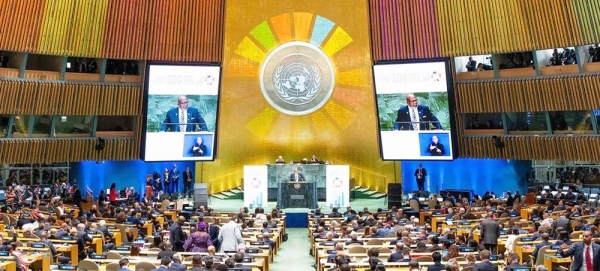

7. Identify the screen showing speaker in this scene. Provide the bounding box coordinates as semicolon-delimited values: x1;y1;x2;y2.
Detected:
142;63;221;161
373;59;455;160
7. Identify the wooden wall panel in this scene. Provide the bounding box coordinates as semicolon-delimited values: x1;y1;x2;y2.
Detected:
38;0;76;56
574;0;600;45
0;0;45;52
459;136;600;162
0;80;141;116
67;0;109;57
435;0;583;56
455;74;600;113
369;0;441;61
144;0;224;61
0;0;596;61
101;0;149;60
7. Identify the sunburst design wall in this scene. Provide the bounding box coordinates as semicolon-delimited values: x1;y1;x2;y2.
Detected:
232;12;365;144
203;0;397;194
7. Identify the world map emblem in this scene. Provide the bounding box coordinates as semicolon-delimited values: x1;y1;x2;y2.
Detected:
260;41;335;115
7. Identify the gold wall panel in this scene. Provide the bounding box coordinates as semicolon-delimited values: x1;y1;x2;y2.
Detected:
210;0;396;193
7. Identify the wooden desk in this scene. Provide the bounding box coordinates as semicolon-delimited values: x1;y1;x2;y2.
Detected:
515;245;534;264
92;237;103;255
0;260;16;271
25;252;51;271
111;232;122;247
56;244;78;264
544;255;571;271
142;223;153;237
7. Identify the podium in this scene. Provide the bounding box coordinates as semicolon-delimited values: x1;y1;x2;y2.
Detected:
277;181;317;209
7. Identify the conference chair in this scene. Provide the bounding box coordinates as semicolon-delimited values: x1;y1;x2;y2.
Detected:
106;262;121;271
78;259;100;271
415;255;433;263
409;199;420;212
348;246;367;254
135;262;156;271
160;200;170;211
529;245;551;268
106;251;122;259
366;239;383;246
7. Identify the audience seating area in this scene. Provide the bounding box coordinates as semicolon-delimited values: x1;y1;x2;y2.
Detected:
306;195;599;271
0;199;287;271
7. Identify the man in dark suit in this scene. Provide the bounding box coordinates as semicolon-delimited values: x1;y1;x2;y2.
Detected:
427;236;443;252
414;164;427;191
183;166;193;196
427;251;445;271
387;243;404;262
188;255;207;271
171;164;180;195
559;231;600;271
480;213;501;254
289;168;305;182
532;233;552;262
160;96;207;132
474;250;498;271
150;256;171;271
72;185;83;206
504;252;528;271
169;216;186;252
394;93;442;131
233;253;252;271
117;258;131;271
427;136;445;156
466;56;477;71
157;242;176;260
553;213;572;239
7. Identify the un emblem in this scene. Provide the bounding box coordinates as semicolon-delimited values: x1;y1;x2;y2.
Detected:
260;42;335;115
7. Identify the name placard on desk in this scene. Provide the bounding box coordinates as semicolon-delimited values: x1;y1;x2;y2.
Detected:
290;195;304;200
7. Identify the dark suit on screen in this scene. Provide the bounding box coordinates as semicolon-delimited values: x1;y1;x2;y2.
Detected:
394;105;442;131
161;107;207;132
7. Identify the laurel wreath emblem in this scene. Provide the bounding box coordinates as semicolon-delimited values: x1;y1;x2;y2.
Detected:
274;64;322;104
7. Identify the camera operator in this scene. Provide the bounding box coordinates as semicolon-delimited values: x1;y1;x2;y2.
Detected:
562;48;576;65
589;44;600;63
550;48;562;66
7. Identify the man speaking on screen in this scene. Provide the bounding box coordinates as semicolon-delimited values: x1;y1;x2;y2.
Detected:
394;93;442;131
161;96;208;132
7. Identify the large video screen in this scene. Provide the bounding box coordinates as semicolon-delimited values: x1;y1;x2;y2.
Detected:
373;60;455;160
142;64;220;161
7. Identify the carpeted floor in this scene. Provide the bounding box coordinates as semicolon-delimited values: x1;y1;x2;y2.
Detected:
269;228;314;271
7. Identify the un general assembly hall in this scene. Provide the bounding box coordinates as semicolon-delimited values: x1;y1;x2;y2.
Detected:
0;0;600;270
